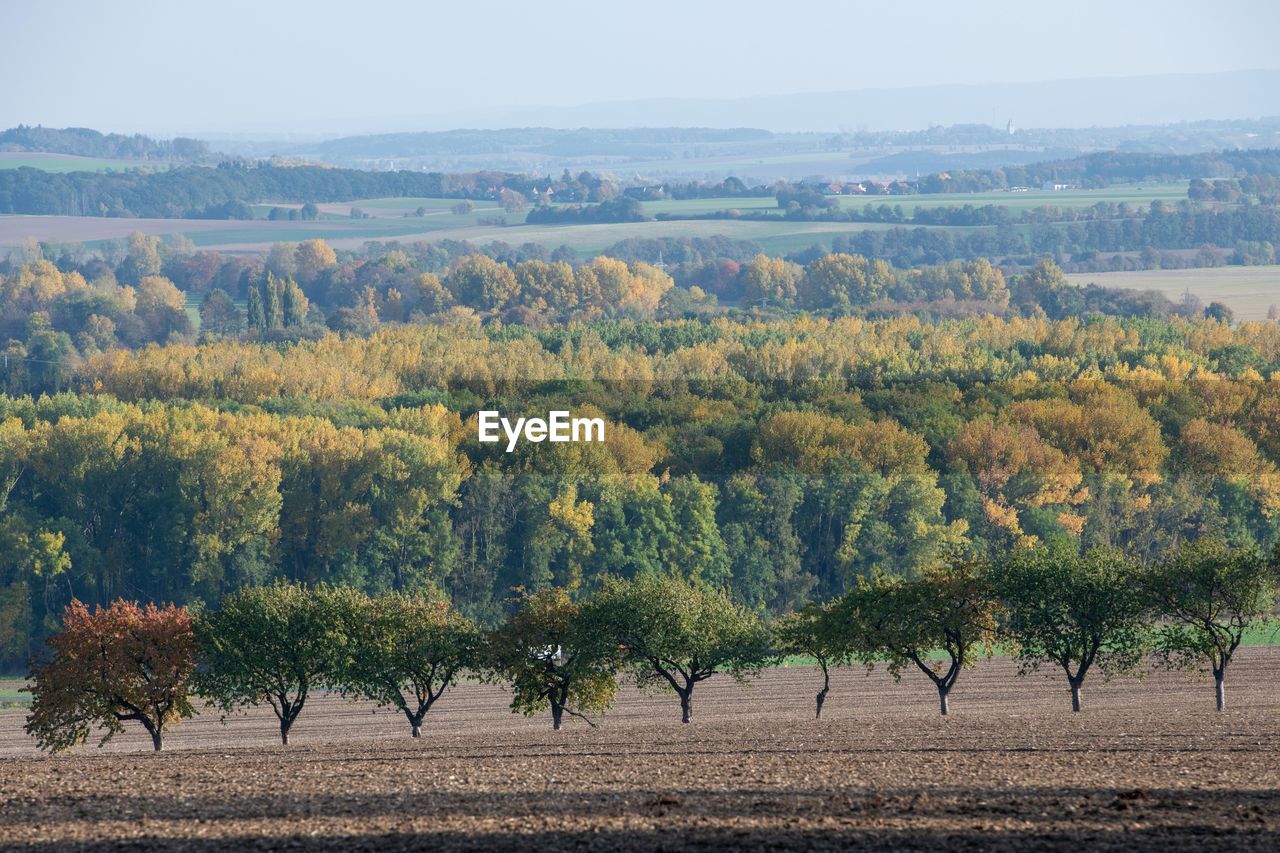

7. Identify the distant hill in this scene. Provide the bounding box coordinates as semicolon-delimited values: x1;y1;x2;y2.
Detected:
0;125;209;161
484;70;1280;132
311;127;775;159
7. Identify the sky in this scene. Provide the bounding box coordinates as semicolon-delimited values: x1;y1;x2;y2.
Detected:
2;0;1278;136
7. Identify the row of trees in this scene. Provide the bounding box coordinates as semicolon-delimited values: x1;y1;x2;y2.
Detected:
794;540;1277;717
815;202;1280;273
25;538;1277;753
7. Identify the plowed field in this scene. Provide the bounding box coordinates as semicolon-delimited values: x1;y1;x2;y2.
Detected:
2;649;1279;850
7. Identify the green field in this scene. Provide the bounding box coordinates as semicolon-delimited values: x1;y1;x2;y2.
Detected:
163;214;936;256
566;182;1189;219
0;152;168;173
0;678;30;707
259;183;1185;254
838;182;1189;215
0;181;1200;258
1066;265;1280;321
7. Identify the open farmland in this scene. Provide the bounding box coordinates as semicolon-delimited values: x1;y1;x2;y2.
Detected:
0;181;1200;258
0;211;958;257
0;213;508;252
2;649;1279;851
834;182;1189;215
1066;265;1280;321
0;151;171;173
637;182;1190;218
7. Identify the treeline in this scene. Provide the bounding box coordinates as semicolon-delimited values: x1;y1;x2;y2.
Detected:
24;538;1279;751
2;314;1280;668
811;202;1280;271
629;150;1280;201
0;125;209;162
8;227;1275;402
0;163;632;218
913;149;1280;193
525;197;646;224
2;236;1200;380
1190;175;1280;205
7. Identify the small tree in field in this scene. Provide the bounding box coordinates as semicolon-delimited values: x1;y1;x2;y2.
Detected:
845;559;999;716
339;591;481;737
196;581;360;745
993;545;1149;712
588;574;771;724
1147;539;1277;711
26;600;195;752
773;603;847;718
486;588;618;730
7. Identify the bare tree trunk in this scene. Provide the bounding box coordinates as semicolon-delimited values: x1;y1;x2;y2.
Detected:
680;689;692;724
280;719;291;746
551;702;564;730
1215;671;1226;712
815;688;827;719
150;728;163;752
1070;681;1082;713
938;685;950;716
412;724;422;738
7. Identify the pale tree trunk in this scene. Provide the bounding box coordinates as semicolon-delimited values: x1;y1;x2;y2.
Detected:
405;708;425;738
1215;668;1226;712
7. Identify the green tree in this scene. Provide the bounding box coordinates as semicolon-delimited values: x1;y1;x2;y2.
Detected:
443;255;519;312
338;591;481;737
842;559;999;715
1147;539;1278;710
797;253;890;310
739;254;802;307
116;231;161;285
993;545;1150;712
588;574;771;723
245;285;265;331
199;288;243;336
1204;301;1235;324
264;274;283;329
281;278;308;327
773;603;847;718
195;581;360;745
485;587;619;730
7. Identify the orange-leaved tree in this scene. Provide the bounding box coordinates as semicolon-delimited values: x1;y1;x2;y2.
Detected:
26;600;196;752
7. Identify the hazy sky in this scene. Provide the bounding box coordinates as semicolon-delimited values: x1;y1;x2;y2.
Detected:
3;0;1278;135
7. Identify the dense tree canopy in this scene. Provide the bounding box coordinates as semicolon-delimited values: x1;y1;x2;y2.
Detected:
25;600;195;752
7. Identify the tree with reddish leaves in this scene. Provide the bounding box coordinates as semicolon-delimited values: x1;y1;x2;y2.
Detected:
25;600;196;752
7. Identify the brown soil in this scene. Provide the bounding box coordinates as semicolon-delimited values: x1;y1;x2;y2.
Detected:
2;649;1279;851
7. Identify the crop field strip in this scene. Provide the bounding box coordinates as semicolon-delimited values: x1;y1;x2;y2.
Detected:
1066;265;1280;321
